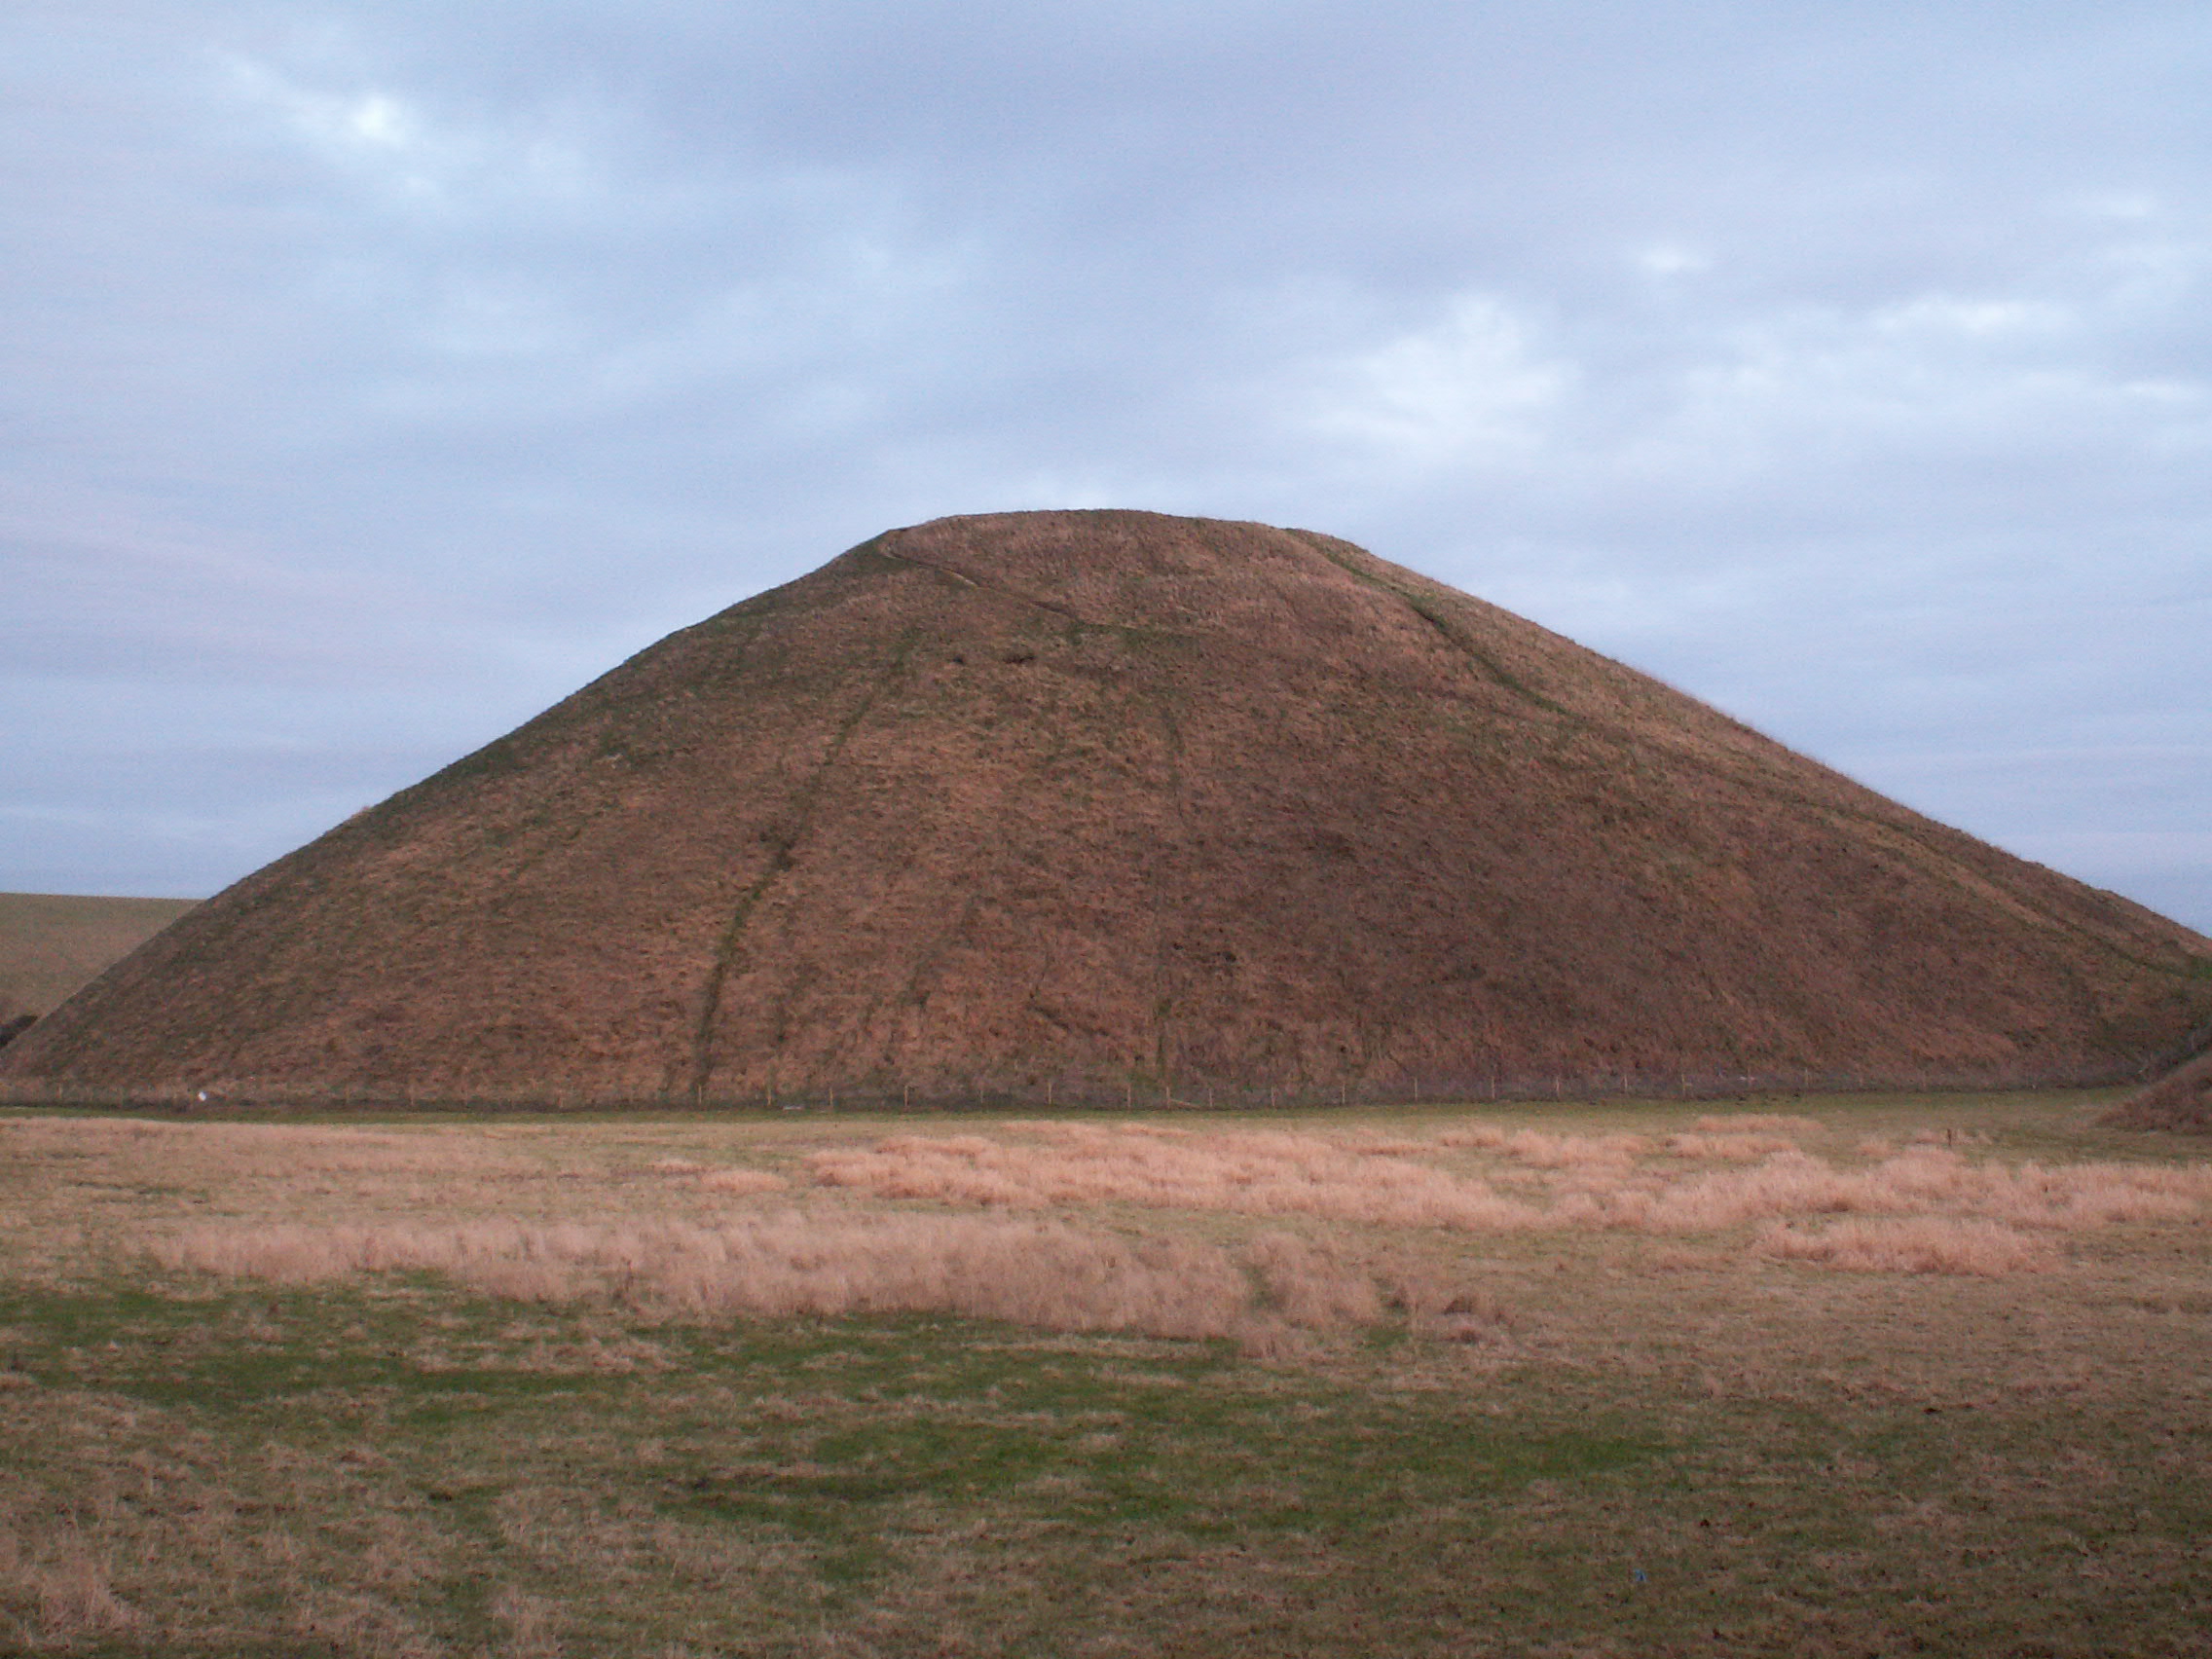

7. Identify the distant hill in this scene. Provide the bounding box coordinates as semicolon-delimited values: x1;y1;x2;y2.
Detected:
6;509;2209;1106
2104;1042;2212;1132
0;892;198;1024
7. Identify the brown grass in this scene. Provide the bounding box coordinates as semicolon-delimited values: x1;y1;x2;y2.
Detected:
11;509;2208;1108
810;1124;1552;1231
5;1531;143;1645
1431;1124;1654;1165
0;890;194;1020
809;1121;2212;1266
2105;1045;2212;1131
1693;1112;1827;1134
145;1211;1378;1351
0;1113;537;1178
1660;1130;1803;1160
3;1095;2209;1657
10;1112;2204;1311
0;1113;800;1212
695;1166;791;1195
1756;1217;2059;1275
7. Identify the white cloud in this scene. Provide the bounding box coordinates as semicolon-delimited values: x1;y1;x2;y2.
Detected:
1306;295;1569;473
1871;295;2073;338
1635;243;1711;277
344;92;409;147
215;51;604;218
222;56;445;198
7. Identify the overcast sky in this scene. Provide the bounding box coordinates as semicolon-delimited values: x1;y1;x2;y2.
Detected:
7;1;2210;931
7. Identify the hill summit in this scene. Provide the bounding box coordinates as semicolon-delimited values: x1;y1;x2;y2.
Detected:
8;510;2209;1106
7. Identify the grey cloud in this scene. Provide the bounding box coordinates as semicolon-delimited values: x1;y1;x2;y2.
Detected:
3;1;2209;929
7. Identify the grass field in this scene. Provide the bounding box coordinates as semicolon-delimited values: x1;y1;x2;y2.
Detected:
2;1091;2208;1656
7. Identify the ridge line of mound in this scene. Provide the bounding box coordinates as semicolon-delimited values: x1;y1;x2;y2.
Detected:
1291;531;2191;981
4;509;2206;1107
1290;531;1574;717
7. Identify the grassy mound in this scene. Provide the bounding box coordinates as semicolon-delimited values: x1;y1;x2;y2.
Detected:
8;510;2207;1105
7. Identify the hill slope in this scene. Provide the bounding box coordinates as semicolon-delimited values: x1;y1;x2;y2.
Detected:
6;510;2208;1104
0;892;198;1025
2104;1044;2212;1131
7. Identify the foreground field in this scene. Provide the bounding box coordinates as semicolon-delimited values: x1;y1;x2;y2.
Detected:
2;1092;2207;1656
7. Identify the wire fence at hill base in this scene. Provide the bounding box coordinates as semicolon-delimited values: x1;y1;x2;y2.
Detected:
0;1056;2181;1116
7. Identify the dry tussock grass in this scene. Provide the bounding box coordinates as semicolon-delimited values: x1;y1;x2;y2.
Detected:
1432;1125;1653;1165
1756;1218;2059;1275
147;1210;1382;1353
810;1124;1551;1231
649;1160;790;1196
811;1124;2212;1271
695;1167;789;1196
1693;1113;1826;1134
1660;1131;1802;1160
1568;1146;2181;1234
1;1530;142;1645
